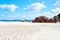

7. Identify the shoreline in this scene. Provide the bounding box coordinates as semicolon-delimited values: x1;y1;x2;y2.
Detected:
0;22;60;27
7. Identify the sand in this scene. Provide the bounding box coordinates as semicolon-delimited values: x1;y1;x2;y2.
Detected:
0;22;60;40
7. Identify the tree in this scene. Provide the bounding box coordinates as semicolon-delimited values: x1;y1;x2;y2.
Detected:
57;13;60;22
53;16;58;23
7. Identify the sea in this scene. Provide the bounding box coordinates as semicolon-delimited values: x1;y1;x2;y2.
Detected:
0;20;32;22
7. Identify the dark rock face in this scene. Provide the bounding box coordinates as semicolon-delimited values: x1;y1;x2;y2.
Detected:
39;16;49;23
32;17;40;22
49;18;54;23
32;16;54;23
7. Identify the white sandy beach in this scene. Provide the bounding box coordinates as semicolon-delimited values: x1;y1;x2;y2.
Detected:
0;22;60;40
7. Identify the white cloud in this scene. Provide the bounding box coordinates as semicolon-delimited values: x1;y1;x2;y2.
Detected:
24;3;46;12
42;8;60;18
23;15;27;18
42;12;54;18
54;0;60;6
23;7;26;10
53;0;60;15
32;7;60;18
0;4;18;12
1;14;4;17
51;8;60;14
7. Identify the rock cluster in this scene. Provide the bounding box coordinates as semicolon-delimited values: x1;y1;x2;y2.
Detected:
32;16;53;23
32;14;60;23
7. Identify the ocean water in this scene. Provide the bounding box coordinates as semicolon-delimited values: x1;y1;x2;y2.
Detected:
0;20;32;22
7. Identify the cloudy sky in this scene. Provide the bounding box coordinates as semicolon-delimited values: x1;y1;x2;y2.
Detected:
0;0;60;20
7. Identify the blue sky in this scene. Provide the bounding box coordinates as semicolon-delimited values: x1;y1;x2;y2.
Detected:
0;0;60;20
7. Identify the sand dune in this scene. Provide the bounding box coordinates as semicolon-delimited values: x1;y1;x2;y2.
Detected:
0;22;60;40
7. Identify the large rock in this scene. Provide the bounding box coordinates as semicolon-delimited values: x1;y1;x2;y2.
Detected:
32;16;53;23
48;18;54;23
